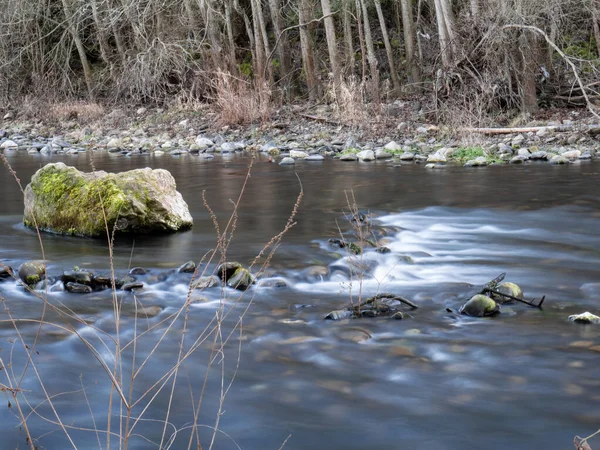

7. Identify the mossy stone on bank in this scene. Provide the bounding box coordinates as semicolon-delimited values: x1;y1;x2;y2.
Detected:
23;163;193;237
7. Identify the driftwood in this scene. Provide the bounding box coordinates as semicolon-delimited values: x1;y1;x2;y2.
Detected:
356;293;419;310
299;113;341;125
477;272;545;309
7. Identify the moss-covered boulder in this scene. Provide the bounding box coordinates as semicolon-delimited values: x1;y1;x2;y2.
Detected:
23;163;193;237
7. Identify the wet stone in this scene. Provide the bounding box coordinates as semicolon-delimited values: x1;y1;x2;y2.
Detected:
178;261;196;273
324;309;353;320
0;266;13;280
192;275;220;289
568;312;600;325
459;294;499;317
122;281;144;291
18;261;46;286
65;282;93;294
62;270;93;286
217;262;243;282
226;268;253;291
129;267;148;275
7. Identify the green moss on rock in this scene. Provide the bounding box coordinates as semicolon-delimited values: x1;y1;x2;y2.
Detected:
24;163;193;237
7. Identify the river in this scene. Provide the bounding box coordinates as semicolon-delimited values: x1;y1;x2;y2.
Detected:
1;151;600;449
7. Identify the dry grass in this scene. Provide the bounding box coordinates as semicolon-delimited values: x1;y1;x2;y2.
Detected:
329;76;370;128
214;70;272;126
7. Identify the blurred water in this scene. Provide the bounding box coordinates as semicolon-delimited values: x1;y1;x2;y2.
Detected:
1;152;600;449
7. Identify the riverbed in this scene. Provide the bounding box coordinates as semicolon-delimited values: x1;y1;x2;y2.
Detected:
1;151;600;449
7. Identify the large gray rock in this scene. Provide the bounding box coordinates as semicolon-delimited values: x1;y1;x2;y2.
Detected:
23;163;193;237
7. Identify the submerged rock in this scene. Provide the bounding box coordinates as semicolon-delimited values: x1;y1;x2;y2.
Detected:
18;261;46;286
65;282;92;294
23;162;193;237
226;267;253;290
568;312;600;324
324;309;353;320
129;267;148;275
192;275;220;289
459;294;499;317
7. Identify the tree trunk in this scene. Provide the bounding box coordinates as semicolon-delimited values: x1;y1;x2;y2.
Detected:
374;0;399;92
400;0;420;86
355;0;367;82
254;0;272;81
299;0;319;101
225;0;237;71
321;0;341;91
250;0;267;80
519;31;538;113
433;0;453;67
593;3;600;58
358;0;380;101
268;0;292;93
61;0;94;98
343;0;355;71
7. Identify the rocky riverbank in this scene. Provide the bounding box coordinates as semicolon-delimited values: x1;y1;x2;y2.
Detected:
1;104;600;168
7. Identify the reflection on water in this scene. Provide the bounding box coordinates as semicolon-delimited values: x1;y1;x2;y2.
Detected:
1;153;600;449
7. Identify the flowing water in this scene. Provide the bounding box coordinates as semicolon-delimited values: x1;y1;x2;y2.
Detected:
1;151;600;449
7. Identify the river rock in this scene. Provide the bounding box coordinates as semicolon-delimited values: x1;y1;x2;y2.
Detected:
561;149;581;160
464;156;487;167
195;136;214;149
305;154;324;161
226;267;253;290
18;261;46;286
193;275;220;289
568;312;600;324
400;152;415;161
459;294;499;317
491;282;523;303
375;149;391;159
0;265;13;280
122;281;144;291
129;267;148;275
384;141;402;152
427;151;447;163
178;261;196;273
509;155;525;164
217;262;243;282
23;163;193;237
550;154;569;165
257;277;289;288
279;157;295;165
1;140;18;149
324;309;353;320
62;270;93;286
65;282;93;294
517;148;531;159
340;154;358;161
579;151;592;160
357;150;375;161
290;150;309;159
530;150;548;160
511;134;525;147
